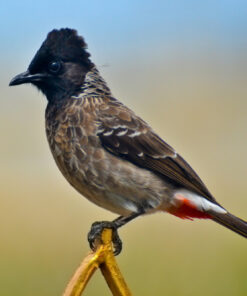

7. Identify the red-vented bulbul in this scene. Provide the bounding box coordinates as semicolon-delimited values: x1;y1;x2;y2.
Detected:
9;28;247;254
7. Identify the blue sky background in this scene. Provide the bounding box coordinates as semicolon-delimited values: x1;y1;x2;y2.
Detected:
1;0;247;67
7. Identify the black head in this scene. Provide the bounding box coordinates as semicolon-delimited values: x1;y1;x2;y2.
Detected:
9;28;94;102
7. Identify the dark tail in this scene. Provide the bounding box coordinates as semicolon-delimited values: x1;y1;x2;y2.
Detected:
211;211;247;238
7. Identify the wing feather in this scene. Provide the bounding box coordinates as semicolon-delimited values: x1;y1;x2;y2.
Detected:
97;102;216;202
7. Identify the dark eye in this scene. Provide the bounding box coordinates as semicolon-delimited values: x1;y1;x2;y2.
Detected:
48;61;61;74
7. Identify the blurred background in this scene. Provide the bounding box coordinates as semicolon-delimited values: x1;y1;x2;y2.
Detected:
1;1;247;295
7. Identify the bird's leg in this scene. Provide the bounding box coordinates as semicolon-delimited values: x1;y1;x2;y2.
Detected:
88;212;142;255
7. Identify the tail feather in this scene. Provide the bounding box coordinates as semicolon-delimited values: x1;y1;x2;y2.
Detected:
210;211;247;238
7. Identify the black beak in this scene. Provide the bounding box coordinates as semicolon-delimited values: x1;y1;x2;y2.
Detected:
9;70;46;86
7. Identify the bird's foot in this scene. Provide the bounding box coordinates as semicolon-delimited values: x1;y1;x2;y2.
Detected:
87;221;122;256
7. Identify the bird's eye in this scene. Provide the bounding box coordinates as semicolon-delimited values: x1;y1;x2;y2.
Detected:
48;61;61;74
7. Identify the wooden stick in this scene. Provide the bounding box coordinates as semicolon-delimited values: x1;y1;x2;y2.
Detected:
63;229;132;296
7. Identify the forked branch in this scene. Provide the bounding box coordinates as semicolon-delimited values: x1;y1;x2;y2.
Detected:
63;229;132;296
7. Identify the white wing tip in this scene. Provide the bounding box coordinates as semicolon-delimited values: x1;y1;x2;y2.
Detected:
174;190;227;214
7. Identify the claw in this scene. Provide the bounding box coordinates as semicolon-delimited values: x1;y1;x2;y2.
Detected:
87;221;122;256
112;229;122;255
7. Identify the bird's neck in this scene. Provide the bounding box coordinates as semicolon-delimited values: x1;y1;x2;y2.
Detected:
72;66;112;99
46;66;115;110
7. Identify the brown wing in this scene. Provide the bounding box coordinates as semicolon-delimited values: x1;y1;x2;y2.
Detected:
97;101;216;202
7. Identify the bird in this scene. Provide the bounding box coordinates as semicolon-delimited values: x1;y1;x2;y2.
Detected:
9;28;247;255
